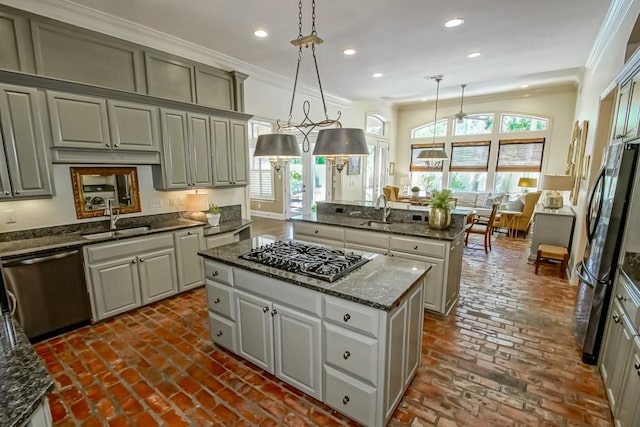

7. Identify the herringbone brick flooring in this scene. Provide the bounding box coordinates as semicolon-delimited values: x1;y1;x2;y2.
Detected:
33;218;612;426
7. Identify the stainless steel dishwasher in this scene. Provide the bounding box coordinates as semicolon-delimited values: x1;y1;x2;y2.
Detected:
1;247;92;341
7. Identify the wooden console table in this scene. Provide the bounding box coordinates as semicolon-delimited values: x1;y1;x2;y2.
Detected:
527;205;576;262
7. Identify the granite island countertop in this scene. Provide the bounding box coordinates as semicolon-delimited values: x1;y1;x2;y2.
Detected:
289;213;465;241
622;252;640;290
0;314;53;427
199;236;431;311
0;218;252;259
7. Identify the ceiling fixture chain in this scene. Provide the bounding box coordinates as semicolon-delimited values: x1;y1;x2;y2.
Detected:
417;75;448;162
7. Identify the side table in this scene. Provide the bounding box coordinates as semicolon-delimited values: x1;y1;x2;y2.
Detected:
528;205;576;263
498;210;522;238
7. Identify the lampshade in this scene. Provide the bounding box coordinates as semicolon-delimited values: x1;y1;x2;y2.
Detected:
185;193;208;211
541;174;574;190
517;177;538;188
399;176;410;186
312;128;368;156
254;134;301;158
417;148;448;160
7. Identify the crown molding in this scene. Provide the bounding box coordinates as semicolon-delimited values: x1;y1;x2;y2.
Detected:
0;0;352;109
586;0;635;69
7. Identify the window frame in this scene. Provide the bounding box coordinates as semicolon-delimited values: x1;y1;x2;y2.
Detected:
496;138;545;173
248;119;276;201
449;141;491;172
410;143;446;172
500;114;549;133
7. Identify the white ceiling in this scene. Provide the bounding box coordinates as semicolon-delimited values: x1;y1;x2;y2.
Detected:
67;0;612;104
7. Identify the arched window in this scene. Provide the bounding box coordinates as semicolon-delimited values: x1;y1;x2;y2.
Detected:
454;114;494;136
411;119;448;138
366;113;386;136
500;114;548;132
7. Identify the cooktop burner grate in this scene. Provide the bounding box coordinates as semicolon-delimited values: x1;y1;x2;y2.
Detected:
239;240;369;282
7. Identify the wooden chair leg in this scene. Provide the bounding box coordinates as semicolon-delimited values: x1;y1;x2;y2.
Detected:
488;232;492;251
535;250;541;274
464;232;469;246
561;254;568;279
484;234;489;254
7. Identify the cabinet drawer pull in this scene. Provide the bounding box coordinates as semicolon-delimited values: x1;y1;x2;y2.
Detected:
613;313;620;323
212;271;219;277
314;230;319;234
263;306;269;313
343;313;351;322
342;396;350;405
216;331;223;337
187;231;194;235
635;362;640;370
617;294;624;301
413;245;418;250
213;298;220;304
271;309;278;316
343;351;350;360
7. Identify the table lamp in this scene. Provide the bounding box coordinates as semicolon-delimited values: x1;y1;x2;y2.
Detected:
185;191;209;221
399;176;411;196
517;177;538;193
541;175;574;209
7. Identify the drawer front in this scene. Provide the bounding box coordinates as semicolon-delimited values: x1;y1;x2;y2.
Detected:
293;222;345;242
206;281;234;320
208;311;236;352
205;232;239;249
344;229;389;249
324;295;379;338
615;273;640;328
324;366;376;427
204;260;234;286
86;233;174;263
324;323;378;386
390;235;446;258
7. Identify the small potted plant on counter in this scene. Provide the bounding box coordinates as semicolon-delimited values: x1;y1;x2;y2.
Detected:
411;186;421;199
206;203;221;227
427;189;453;230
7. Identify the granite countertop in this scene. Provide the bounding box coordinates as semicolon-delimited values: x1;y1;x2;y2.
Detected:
199;236;431;311
290;213;465;241
622;252;640;289
0;314;53;427
0;218;252;259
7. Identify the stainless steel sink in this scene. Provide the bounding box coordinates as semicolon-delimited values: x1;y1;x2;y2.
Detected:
359;220;392;229
82;226;151;240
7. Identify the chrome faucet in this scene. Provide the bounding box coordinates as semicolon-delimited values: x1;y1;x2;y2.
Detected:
106;198;120;229
375;194;390;222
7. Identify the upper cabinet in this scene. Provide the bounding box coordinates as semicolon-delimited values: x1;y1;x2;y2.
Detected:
195;65;234;110
107;100;160;152
211;118;248;186
144;52;195;104
0;10;34;73
0;84;52;199
31;21;144;93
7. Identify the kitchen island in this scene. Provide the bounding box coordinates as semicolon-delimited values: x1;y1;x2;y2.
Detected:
199;236;430;427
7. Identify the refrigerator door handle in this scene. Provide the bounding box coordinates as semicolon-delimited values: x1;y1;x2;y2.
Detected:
586;166;606;242
575;261;597;288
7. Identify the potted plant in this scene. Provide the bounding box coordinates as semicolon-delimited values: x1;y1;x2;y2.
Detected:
428;189;453;230
206;203;221;227
411;186;421;198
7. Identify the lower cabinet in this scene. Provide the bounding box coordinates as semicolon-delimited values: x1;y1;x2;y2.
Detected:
174;228;205;291
204;259;425;426
24;396;52;427
88;255;142;320
615;336;640;427
137;248;177;304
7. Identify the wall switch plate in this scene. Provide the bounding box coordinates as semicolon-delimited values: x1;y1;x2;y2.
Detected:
3;210;16;224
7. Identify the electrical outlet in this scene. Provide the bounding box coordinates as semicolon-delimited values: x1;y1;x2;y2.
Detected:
3;210;16;224
150;199;162;208
168;198;176;207
177;197;185;207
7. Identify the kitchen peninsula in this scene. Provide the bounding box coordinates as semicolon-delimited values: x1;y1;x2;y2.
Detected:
198;236;430;426
291;201;468;315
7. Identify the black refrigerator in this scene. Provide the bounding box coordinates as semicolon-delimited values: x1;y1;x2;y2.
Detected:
574;140;639;365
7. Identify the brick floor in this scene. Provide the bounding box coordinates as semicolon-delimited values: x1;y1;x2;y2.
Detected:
34;220;613;426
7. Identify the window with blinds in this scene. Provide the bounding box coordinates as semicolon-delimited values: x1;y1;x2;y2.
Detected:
249;120;276;200
410;143;445;171
450;141;490;171
496;138;545;172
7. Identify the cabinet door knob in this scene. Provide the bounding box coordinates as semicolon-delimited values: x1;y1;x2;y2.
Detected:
14;190;20;195
213;298;220;304
343;351;350;360
271;309;278;316
342;396;350;405
617;294;624;301
187;231;194;235
212;271;219;277
216;331;223;337
114;143;120;148
413;245;418;250
613;313;621;323
314;230;319;234
105;143;110;147
4;191;9;195
131;259;137;264
139;258;144;263
635;362;640;370
263;306;269;313
343;313;351;322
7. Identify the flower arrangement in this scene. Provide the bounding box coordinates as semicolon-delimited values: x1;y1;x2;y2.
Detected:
429;189;453;210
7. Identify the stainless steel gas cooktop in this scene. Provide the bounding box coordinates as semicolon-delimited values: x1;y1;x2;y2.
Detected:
239;240;369;282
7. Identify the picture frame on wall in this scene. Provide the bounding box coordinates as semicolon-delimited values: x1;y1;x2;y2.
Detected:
347;157;361;175
389;161;396;176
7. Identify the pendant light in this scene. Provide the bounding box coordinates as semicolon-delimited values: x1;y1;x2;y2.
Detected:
253;0;368;173
417;76;448;161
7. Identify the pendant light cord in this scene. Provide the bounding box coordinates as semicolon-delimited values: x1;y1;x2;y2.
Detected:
432;77;441;147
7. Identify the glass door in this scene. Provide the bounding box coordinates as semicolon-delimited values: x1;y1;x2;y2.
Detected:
364;138;389;201
287;135;328;217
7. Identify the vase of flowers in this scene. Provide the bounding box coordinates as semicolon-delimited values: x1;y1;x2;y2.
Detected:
427;189;453;230
206;203;221;227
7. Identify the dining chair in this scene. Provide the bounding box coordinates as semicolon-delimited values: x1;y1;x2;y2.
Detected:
464;203;499;254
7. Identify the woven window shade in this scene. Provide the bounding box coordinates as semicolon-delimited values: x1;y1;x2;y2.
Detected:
497;138;545;172
450;141;490;172
410;143;445;171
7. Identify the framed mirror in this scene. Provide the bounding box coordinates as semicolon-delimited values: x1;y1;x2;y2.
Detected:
70;167;141;219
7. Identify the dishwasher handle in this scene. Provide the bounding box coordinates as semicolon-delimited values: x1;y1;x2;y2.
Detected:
2;249;80;267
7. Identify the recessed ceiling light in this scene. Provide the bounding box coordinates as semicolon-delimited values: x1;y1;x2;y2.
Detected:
372;73;383;78
467;52;481;58
253;29;268;38
520;84;529;88
444;18;464;28
343;48;356;56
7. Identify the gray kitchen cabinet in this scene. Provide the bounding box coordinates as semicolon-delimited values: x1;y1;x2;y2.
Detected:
0;10;34;73
153;109;213;189
144;51;195;103
211;117;249;186
47;91;111;149
89;256;142;320
273;303;322;399
205;232;240;249
174;227;205;291
195;65;234;110
0;84;52;199
138;248;178;305
235;289;274;372
292;222;345;247
615;337;640;427
107;100;160;152
31;21;143;92
390;251;443;313
445;234;463;311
